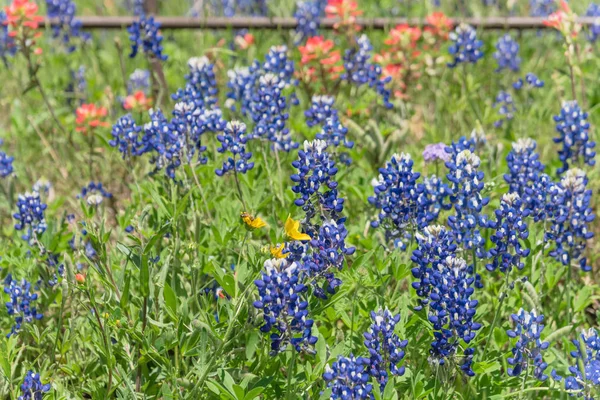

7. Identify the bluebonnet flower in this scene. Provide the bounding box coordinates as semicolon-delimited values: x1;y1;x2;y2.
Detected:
446;150;489;256
506;308;549;380
128;69;151;94
13;192;47;242
290;140;355;298
513;73;544;90
448;24;484;68
423;143;450;164
128;15;168;61
426;255;481;376
546;169;595;272
0;11;16;63
251;73;298;152
18;371;51;400
3;275;43;337
445;136;476;158
294;1;324;44
553;101;596;174
77;182;113;206
493;91;516;128
494;34;520;72
45;253;64;287
139;110;183;179
253;258;317;354
305;95;337;128
342;35;393;109
172;57;218;108
291;139;340;222
364;309;408;391
124;0;145;16
226;64;259;115
524;173;555;222
323;355;373;399
552;328;600;398
315;116;354;152
32;179;52;197
505;138;545;197
46;0;90;52
216;121;254;176
529;0;556;17
586;4;600;42
486;193;530;273
417;175;452;224
0;149;14;178
110;114;143;159
411;225;458;310
368;153;421;249
263;46;297;96
65;66;87;107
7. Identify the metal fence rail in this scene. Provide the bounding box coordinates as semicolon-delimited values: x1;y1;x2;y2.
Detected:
44;16;600;30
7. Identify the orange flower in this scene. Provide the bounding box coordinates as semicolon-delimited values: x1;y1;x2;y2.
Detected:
4;0;43;31
385;24;422;48
298;36;344;81
543;1;578;37
425;12;452;40
75;273;85;284
123;91;152;112
76;104;109;133
325;0;362;27
234;32;255;50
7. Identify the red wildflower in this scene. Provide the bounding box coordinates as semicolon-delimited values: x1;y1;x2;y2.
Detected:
123;91;152;112
385;25;422;48
76;104;109;133
543;1;579;37
4;0;43;31
425;12;453;40
75;274;85;284
234;32;255;50
298;36;343;80
325;0;362;31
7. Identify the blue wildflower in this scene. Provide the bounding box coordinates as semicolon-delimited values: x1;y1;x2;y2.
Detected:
546;169;595;272
172;56;218;108
342;35;393;109
3;275;43;338
128;69;151;94
507;308;549;380
305;95;337;128
263;45;298;100
226;64;260;116
364;309;408;392
586;4;600;42
505;138;545;198
253;258;317;354
530;0;556;17
294;1;325;44
423;143;450;164
250;73;297;152
493;90;516;128
552;328;600;398
448;24;484;68
77;182;113;206
46;0;90;52
128;15;168;61
65;66;87;107
124;0;144;16
494;34;520;72
18;371;51;400
486;193;531;273
315;116;354;152
323;355;373;399
0;11;16;63
110;114;143;159
446;149;489;257
553;101;596;174
13;192;47;242
0;149;14;178
215;120;254;176
513;73;544;89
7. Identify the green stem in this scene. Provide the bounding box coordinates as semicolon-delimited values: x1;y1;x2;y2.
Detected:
286;349;297;400
233;167;247;211
482;272;510;359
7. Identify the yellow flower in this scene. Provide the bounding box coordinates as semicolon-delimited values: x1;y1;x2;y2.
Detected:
285;215;311;241
241;212;266;230
270;243;288;259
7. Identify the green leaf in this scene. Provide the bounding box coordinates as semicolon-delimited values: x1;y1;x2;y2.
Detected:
141;223;171;297
243;387;265;400
163;283;178;321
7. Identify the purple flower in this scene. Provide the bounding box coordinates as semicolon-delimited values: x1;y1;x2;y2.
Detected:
423;143;450;163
